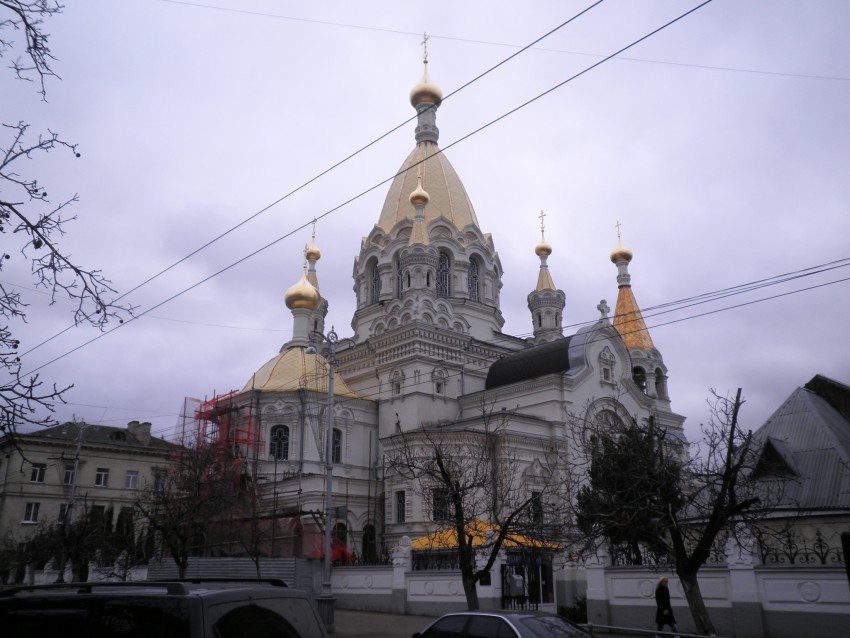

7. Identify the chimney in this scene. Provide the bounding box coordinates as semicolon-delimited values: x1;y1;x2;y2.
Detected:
127;421;152;445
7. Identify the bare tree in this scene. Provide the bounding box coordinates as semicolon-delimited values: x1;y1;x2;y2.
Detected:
574;389;788;635
135;440;240;578
1;1;132;436
384;406;562;610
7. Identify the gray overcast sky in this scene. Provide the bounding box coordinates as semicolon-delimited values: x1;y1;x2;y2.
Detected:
5;0;849;443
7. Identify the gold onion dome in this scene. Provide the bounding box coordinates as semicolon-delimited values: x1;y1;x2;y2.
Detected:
610;243;633;264
305;241;321;261
535;240;553;257
409;176;430;207
284;270;320;310
409;63;443;108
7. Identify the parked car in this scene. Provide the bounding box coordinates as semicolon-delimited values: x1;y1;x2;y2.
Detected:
413;610;592;638
0;578;329;638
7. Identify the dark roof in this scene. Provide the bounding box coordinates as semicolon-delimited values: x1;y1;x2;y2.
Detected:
485;336;573;390
752;375;850;510
8;422;173;452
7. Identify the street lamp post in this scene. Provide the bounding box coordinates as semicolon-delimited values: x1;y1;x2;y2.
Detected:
308;327;347;632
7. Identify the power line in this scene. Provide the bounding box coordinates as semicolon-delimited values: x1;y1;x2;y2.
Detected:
59;266;849;441
157;0;850;83
20;1;605;359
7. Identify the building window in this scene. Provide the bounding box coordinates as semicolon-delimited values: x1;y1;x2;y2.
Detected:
23;502;40;523
63;465;75;486
371;261;382;304
332;428;342;464
95;467;109;487
437;252;451;297
362;524;377;562
333;522;347;545
125;470;139;490
59;503;70;522
468;258;480;302
396;256;403;298
530;492;544;525
153;467;167;492
30;464;46;483
396;490;406;523
633;367;647;394
435;381;444;395
270;425;290;461
432;488;451;521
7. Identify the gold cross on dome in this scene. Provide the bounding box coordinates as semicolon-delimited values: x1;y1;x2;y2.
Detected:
422;32;429;63
615;220;623;244
538;210;547;241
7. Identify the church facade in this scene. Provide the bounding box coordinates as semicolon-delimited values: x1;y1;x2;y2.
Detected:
198;60;686;561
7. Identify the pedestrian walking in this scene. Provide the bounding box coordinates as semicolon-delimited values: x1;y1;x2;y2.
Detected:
655;577;679;637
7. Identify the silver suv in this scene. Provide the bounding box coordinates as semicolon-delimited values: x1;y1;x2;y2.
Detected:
0;579;329;638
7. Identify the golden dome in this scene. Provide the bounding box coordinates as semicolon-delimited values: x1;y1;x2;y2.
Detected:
305;241;321;261
409;63;443;108
284;270;320;310
535;241;552;257
610;244;633;264
409;174;430;207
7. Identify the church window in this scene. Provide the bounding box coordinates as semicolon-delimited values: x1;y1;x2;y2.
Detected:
396;490;406;523
393;381;401;396
537;314;542;328
432;488;451;521
370;262;381;304
437;252;451;297
332;427;342;464
530;492;544;525
633;367;647;394
468;258;480;302
396;255;403;298
362;524;377;562
599;347;615;384
556;312;560;327
435;381;444;395
270;425;290;460
655;367;668;400
427;271;432;287
406;272;411;288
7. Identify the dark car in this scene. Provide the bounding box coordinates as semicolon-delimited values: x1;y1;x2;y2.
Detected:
413;610;592;638
0;579;329;638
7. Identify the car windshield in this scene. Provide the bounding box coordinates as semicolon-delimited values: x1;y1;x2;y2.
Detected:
520;615;588;637
0;597;191;638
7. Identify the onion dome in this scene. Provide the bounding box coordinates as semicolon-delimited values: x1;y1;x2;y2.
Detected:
305;241;321;262
610;243;633;264
409;62;443;108
284;268;320;310
535;240;553;257
409;173;430;207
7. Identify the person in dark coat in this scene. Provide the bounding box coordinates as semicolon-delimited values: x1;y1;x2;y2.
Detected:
655;577;679;636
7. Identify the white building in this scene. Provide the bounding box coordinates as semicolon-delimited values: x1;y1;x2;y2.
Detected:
197;60;686;563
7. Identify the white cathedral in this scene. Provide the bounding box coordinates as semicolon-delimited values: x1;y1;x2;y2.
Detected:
198;60;686;561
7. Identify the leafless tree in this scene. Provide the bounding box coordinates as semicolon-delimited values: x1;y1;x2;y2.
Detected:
572;389;790;635
384;404;563;610
135;440;240;578
1;1;133;436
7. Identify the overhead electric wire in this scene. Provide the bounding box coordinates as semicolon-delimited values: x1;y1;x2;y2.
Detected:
62;264;850;442
20;1;605;360
158;0;850;83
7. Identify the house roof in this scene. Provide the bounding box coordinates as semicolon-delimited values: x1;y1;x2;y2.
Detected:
752;375;850;511
2;422;174;453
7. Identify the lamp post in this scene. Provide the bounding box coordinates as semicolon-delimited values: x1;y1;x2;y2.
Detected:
308;326;349;632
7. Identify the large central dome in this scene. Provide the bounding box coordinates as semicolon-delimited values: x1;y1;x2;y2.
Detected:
376;142;481;234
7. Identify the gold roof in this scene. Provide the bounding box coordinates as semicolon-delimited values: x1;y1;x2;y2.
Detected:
612;285;655;350
409;63;443;107
535;267;556;292
241;347;368;399
377;143;480;234
411;519;557;550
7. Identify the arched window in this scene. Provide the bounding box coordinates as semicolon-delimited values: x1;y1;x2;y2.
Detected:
370;261;381;304
655;367;668;399
468;258;480;302
270;425;289;460
362;524;377;562
437;251;451;297
633;367;647;394
332;427;342;464
395;254;403;298
333;521;347;545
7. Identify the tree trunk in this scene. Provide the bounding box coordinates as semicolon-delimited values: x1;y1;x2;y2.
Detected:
462;572;480;610
678;569;717;636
